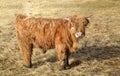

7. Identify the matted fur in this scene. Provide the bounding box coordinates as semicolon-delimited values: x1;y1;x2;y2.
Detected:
16;14;89;70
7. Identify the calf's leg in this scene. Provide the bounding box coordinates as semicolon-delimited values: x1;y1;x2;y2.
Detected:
56;44;71;70
18;36;33;68
65;49;71;69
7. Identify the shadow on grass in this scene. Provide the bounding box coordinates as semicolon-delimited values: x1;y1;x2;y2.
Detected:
32;53;58;68
46;54;58;62
32;46;120;68
70;45;120;68
32;60;45;68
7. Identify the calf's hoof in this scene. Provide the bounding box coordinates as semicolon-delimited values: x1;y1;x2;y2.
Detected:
59;65;71;71
42;50;47;54
65;65;71;69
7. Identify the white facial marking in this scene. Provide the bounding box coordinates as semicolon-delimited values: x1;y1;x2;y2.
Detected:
71;27;75;30
75;32;82;38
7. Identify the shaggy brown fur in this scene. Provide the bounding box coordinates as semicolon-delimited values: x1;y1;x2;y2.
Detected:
15;14;89;70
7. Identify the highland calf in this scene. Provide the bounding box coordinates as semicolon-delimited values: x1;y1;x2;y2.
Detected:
16;14;89;70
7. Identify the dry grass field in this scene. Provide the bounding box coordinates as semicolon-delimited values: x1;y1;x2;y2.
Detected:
0;0;120;76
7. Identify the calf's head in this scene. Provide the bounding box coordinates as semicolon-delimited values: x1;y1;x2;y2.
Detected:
69;16;89;39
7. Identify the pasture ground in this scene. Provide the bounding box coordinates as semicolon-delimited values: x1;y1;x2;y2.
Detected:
0;0;120;76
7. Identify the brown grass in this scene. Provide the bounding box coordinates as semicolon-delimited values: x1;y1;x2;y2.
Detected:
0;0;120;76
